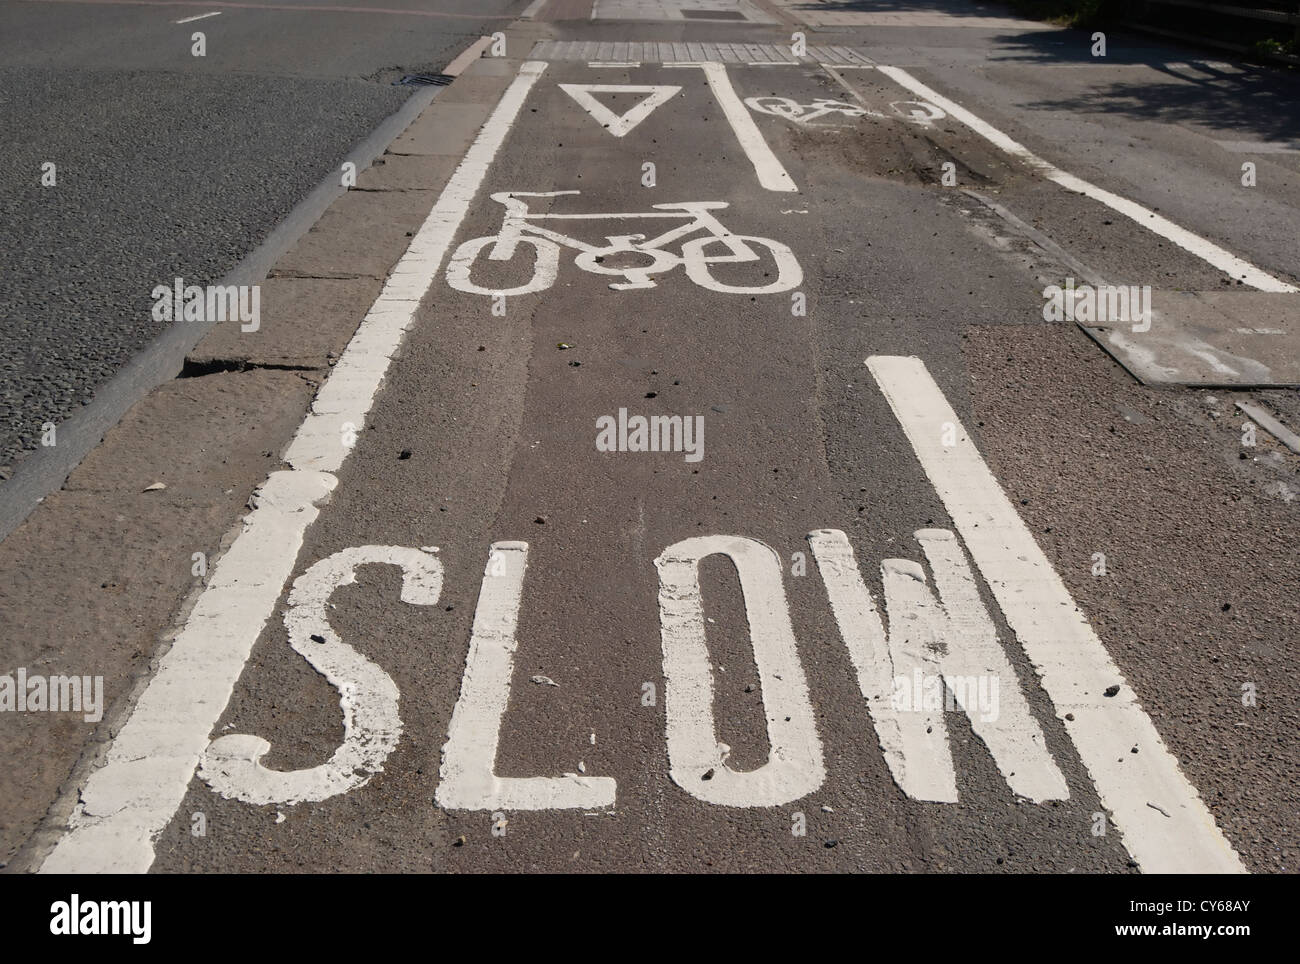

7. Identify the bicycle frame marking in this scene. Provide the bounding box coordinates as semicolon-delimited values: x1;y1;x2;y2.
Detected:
744;95;876;125
447;191;802;295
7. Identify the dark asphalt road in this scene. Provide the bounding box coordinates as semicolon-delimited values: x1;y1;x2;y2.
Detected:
2;0;1298;880
0;0;522;472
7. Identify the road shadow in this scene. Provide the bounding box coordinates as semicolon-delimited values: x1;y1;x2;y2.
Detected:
982;28;1300;142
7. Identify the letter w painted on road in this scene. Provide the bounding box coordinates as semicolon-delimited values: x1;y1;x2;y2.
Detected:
809;528;1067;803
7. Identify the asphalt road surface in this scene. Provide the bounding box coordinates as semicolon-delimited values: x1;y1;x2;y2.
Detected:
0;0;522;472
1;0;1298;881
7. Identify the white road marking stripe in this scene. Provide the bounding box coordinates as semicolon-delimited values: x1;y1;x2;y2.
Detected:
866;355;1246;874
436;543;617;810
40;471;337;873
444;35;493;77
39;62;548;874
520;0;548;19
876;66;1298;293
698;62;798;192
283;61;548;473
655;535;825;807
175;10;221;23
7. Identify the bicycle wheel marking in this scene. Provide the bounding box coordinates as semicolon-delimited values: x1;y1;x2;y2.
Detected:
445;191;801;296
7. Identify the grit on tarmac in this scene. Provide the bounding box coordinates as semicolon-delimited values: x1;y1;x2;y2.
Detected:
0;0;1297;876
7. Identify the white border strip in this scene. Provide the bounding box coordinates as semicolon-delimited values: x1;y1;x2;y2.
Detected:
444;36;493;77
866;355;1245;874
38;61;549;875
876;66;1297;293
698;62;798;192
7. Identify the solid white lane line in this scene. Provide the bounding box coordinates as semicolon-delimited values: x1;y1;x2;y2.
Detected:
698;62;798;192
283;61;547;473
39;471;337;874
875;66;1297;293
39;61;548;875
175;11;222;23
866;355;1246;874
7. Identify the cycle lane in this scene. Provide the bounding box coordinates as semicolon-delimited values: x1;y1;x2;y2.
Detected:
130;58;1237;872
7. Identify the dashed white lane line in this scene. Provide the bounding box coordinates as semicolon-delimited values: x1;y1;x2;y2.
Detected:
175;10;222;23
520;0;548;19
697;62;798;192
866;355;1246;874
875;66;1298;293
39;61;549;875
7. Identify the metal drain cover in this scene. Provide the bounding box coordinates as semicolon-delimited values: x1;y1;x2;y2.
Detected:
394;73;454;87
681;9;747;19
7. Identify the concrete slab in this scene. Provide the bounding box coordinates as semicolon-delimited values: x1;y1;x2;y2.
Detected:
355;152;459;192
388;102;490;156
188;276;382;370
269;188;438;280
1081;290;1300;387
0;368;314;863
63;369;316;498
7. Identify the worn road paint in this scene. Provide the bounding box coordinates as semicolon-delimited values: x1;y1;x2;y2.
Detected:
874;66;1297;292
809;529;956;802
38;62;546;874
697;63;798;192
655;535;825;807
174;10;221;23
40;471;337;873
810;529;1067;803
558;83;681;137
436;543;617;810
199;546;442;806
865;355;1246;874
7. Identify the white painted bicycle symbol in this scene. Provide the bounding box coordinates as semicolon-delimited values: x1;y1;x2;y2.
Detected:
446;190;803;295
744;96;876;125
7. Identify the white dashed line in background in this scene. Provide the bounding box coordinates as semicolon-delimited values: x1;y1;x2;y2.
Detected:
175;11;222;23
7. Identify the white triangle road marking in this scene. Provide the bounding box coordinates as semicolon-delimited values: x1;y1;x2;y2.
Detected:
558;83;681;137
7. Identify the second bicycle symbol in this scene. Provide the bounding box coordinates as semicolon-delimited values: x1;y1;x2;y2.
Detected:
446;191;803;296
